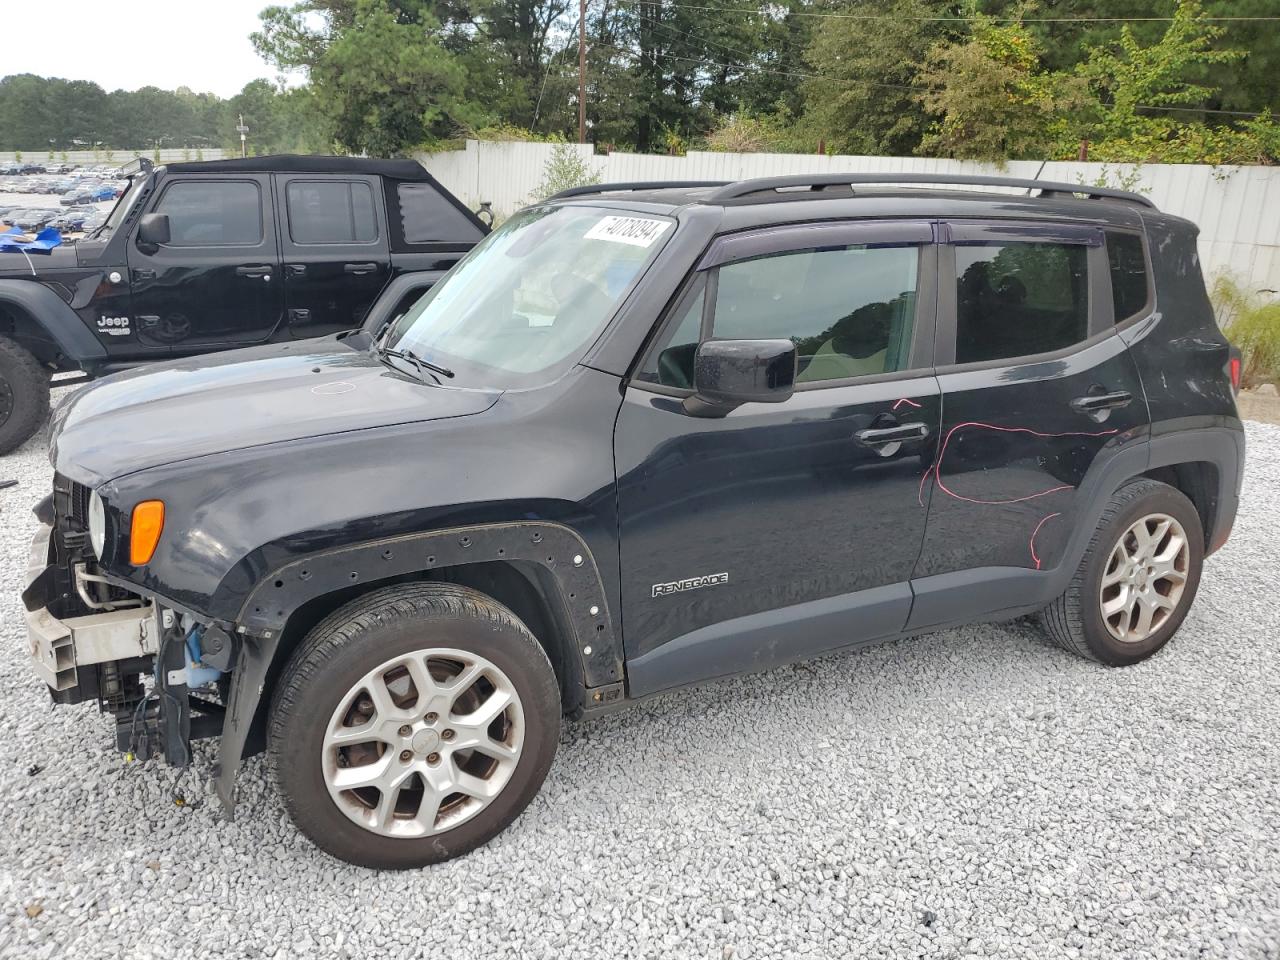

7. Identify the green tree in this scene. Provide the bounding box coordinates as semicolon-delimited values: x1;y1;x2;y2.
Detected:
254;0;474;155
916;16;1085;161
803;0;952;156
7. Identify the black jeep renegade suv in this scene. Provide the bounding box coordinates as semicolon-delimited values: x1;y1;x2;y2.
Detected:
22;173;1244;868
0;155;488;454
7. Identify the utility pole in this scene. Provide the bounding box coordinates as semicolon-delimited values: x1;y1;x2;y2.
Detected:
578;0;586;144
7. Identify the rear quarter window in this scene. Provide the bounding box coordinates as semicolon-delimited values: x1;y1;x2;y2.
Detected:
1106;231;1151;322
397;183;486;243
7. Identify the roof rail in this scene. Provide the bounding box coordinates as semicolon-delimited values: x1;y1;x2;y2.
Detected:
549;180;730;200
705;173;1156;208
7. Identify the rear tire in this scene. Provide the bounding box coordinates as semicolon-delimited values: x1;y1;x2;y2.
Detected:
269;582;561;868
1043;479;1204;666
0;337;50;454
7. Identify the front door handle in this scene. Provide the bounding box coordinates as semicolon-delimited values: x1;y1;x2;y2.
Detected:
1070;390;1132;414
344;262;378;275
854;422;930;446
235;264;273;279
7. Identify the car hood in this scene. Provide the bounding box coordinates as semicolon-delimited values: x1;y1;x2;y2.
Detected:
0;244;80;275
50;337;501;485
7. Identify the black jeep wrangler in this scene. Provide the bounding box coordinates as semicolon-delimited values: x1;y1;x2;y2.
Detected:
22;173;1244;868
0;155;488;453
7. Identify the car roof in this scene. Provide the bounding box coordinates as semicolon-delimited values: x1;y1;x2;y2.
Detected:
162;154;433;180
550;175;1163;231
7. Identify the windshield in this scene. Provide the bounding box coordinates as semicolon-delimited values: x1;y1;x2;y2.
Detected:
384;204;674;388
92;173;148;238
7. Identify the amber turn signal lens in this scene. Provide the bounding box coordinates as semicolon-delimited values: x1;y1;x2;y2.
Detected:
129;500;165;565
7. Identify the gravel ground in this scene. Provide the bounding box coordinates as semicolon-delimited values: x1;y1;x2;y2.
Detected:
1;402;1277;960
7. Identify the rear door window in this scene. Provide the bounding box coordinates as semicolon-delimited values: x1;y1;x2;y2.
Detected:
286;180;378;244
954;241;1089;363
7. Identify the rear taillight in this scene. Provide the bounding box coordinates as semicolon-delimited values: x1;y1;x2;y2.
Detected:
1228;350;1242;393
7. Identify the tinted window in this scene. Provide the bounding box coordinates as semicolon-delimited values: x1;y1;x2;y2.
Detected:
397;183;486;243
1107;231;1150;322
640;246;919;387
955;242;1088;364
286;180;377;244
155;180;262;246
637;281;704;388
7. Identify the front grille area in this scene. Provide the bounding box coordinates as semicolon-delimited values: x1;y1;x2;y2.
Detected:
52;473;92;558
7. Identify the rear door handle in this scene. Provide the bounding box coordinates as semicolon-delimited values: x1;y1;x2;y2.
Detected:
1070;390;1132;413
854;422;930;446
235;264;273;279
344;262;379;275
286;263;307;277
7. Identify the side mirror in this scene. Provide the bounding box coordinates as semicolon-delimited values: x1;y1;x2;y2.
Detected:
136;213;170;247
687;338;797;414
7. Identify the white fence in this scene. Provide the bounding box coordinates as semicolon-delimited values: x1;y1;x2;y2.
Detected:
0;148;227;166
418;139;1280;293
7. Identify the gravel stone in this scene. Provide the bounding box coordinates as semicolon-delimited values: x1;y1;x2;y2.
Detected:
0;395;1277;958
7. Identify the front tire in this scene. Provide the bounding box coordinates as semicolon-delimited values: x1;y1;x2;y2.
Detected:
1043;479;1204;666
269;583;561;868
0;337;50;454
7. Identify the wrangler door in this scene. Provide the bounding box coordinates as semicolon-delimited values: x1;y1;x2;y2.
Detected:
276;175;392;339
614;221;941;697
127;174;282;350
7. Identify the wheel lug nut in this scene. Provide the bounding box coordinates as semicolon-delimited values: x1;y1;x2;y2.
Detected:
424;712;438;724
441;729;455;742
399;750;412;762
426;752;440;765
398;724;412;737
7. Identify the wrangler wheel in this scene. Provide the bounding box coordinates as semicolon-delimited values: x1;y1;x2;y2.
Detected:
269;583;560;868
1042;479;1204;666
0;336;50;455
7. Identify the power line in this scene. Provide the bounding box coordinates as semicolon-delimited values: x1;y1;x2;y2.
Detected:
614;2;1280;24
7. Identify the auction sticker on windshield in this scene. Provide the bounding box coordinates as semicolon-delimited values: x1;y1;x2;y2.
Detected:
584;216;671;247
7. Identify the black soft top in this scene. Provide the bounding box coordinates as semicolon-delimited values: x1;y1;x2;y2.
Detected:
163;154;432;180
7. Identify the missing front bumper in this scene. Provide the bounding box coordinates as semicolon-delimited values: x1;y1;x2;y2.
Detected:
23;525;159;692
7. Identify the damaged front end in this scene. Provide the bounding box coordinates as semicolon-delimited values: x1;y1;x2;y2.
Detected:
22;474;251;808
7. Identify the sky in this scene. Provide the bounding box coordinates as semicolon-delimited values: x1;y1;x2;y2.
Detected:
4;0;290;98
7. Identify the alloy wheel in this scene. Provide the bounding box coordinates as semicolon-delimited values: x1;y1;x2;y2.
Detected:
321;647;525;838
1099;512;1190;643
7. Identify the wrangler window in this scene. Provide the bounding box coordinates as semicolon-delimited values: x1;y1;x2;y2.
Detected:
154;180;262;247
287;180;377;244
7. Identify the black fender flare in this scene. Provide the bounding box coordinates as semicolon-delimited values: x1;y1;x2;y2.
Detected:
216;521;621;813
235;520;621;685
0;278;106;366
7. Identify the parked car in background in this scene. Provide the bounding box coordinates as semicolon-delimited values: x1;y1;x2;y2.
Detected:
76;209;108;234
48;209;92;234
59;184;106;206
0;154;489;452
9;208;59;231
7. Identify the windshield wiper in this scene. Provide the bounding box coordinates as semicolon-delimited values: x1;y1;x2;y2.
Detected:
378;345;454;382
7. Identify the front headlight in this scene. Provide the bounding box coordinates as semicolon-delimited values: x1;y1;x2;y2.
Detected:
88;490;106;559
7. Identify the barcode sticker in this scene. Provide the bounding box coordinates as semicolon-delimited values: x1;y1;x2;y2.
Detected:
583;216;671;247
